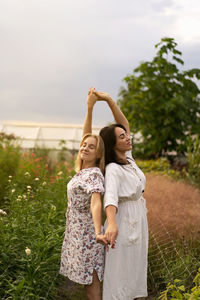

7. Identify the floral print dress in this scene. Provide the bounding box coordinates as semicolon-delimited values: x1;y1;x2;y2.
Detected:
59;167;105;285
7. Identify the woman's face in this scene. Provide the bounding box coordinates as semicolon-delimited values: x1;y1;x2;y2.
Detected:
80;136;97;165
114;127;132;153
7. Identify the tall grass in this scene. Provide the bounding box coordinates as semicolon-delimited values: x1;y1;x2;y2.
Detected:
186;134;200;185
0;135;199;299
0;147;73;299
0;133;21;205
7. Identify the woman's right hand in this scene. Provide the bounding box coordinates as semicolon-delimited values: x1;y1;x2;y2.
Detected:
105;223;118;249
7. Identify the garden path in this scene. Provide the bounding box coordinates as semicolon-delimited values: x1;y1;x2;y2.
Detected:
145;174;200;237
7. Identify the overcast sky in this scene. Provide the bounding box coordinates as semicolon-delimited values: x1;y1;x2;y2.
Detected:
1;0;200;126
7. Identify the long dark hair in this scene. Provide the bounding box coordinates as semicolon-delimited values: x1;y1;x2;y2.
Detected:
99;124;127;166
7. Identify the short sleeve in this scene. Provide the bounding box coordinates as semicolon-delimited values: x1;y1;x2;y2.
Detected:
86;168;104;195
104;163;120;210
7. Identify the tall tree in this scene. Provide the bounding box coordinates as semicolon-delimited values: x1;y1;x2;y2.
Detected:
118;37;200;158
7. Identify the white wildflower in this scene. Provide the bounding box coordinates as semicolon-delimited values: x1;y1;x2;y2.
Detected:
0;209;7;216
25;172;30;177
42;181;47;186
51;205;56;211
17;195;22;201
8;175;12;179
35;178;39;181
25;247;31;255
27;186;31;190
23;195;27;200
11;189;15;194
57;171;63;176
8;180;11;183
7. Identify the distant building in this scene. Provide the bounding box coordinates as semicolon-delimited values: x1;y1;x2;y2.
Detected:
0;121;101;151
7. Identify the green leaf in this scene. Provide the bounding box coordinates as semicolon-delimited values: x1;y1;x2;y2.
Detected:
118;37;200;158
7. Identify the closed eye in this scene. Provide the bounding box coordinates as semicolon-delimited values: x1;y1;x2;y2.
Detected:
119;133;126;139
82;142;96;149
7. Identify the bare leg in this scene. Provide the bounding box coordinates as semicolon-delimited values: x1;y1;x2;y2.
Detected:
85;270;102;300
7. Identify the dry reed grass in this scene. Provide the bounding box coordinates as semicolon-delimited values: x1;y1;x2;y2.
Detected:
144;174;200;237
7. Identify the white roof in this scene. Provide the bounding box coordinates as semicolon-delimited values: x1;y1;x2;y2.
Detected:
0;121;101;150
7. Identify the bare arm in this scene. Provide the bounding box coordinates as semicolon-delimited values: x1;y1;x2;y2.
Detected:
105;205;118;248
93;91;130;135
90;192;107;246
82;89;97;137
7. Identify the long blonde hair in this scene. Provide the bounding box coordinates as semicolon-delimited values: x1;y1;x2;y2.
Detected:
75;134;105;174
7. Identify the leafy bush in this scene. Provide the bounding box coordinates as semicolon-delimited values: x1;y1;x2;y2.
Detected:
148;232;200;297
0;153;73;300
0;133;21;205
159;268;200;299
186;135;200;184
136;157;180;178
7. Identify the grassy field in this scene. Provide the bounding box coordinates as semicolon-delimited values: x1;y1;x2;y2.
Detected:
0;146;199;299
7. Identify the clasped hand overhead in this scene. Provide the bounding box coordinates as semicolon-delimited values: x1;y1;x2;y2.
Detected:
87;87;113;107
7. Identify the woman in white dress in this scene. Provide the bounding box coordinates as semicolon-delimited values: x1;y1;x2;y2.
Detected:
86;90;148;300
59;90;107;300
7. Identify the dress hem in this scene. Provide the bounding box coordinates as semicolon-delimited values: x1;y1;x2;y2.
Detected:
59;268;103;286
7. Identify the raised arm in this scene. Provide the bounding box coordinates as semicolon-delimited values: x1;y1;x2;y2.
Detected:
93;91;130;135
82;88;98;136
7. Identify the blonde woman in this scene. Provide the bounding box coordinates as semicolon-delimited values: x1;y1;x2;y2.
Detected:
59;90;107;300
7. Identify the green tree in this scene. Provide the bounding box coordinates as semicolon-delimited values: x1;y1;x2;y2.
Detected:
118;37;200;158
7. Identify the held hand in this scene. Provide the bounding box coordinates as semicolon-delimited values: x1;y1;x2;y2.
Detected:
105;223;118;249
86;88;97;108
93;91;113;103
96;234;109;250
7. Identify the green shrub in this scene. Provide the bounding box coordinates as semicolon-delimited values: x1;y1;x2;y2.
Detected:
158;268;200;299
136;157;180;178
0;133;21;205
186;135;200;185
148;232;200;297
0;152;73;299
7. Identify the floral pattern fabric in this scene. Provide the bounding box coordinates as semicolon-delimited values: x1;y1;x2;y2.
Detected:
59;167;105;285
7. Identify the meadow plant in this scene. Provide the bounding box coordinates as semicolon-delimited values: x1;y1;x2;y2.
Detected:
0;133;21;205
159;268;200;299
0;140;199;299
186;135;200;186
136;157;180;178
0;149;74;299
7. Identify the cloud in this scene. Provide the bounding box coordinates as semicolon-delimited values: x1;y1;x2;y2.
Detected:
0;0;199;125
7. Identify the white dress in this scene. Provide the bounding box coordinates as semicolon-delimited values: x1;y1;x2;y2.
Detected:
103;151;148;300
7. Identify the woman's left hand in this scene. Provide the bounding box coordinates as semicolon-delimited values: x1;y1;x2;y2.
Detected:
96;234;109;250
86;88;98;108
93;90;113;103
